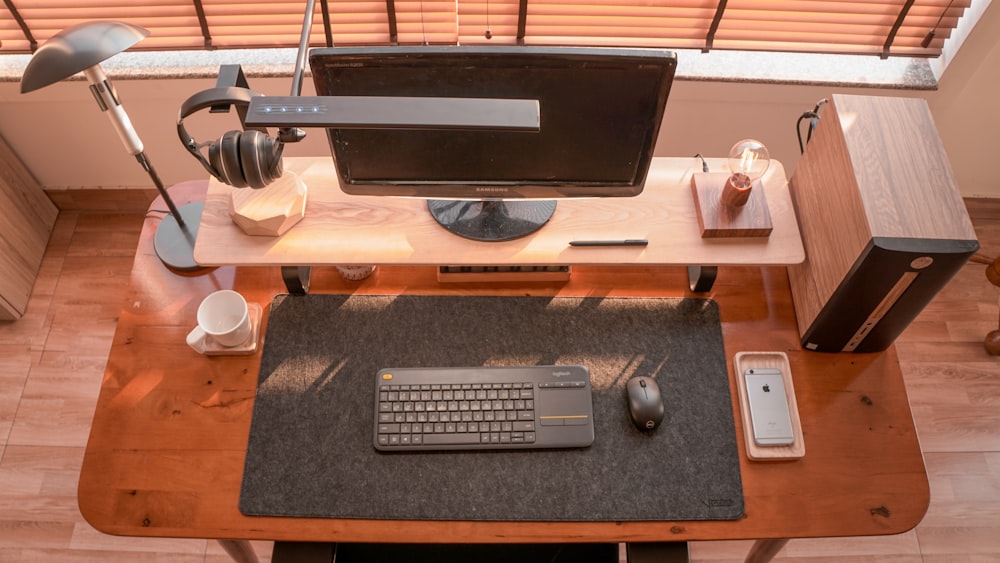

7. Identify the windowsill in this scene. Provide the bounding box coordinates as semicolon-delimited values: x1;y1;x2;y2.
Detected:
671;49;937;90
0;47;938;90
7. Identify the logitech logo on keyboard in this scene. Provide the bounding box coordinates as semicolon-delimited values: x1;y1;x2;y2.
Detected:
551;370;573;377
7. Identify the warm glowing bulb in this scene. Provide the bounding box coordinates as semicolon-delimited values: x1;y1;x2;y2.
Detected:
721;139;770;207
727;139;770;189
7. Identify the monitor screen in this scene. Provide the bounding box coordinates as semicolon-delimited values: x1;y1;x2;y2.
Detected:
309;46;677;241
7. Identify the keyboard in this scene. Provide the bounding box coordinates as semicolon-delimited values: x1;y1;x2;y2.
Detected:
374;365;595;452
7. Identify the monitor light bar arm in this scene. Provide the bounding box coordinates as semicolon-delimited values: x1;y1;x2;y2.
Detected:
243;95;540;132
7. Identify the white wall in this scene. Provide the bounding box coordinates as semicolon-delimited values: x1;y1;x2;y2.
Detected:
1;3;997;197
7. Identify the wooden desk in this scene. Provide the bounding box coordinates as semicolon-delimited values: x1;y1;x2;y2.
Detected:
193;156;804;268
78;183;929;563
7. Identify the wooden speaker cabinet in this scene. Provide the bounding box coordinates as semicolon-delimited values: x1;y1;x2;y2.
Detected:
787;94;978;353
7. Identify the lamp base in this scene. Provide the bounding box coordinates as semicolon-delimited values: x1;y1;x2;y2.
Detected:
154;202;205;271
690;172;773;238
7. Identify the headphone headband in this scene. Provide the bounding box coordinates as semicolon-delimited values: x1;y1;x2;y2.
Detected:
177;86;283;188
178;86;259;121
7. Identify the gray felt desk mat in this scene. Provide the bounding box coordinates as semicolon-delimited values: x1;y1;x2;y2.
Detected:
240;294;743;522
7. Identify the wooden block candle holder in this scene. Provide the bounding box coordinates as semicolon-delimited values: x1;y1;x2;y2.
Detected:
691;172;773;238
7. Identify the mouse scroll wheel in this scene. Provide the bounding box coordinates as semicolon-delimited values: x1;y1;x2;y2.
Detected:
639;379;648;397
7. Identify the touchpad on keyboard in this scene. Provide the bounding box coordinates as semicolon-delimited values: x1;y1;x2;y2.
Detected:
538;387;593;426
374;365;595;452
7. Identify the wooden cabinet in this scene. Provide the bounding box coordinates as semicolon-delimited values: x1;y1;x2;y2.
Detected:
787;94;978;352
0;134;57;320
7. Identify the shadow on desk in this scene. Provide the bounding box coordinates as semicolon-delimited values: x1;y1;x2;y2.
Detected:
272;541;689;563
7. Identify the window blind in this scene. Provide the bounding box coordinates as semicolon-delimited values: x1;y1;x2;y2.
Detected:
0;0;969;58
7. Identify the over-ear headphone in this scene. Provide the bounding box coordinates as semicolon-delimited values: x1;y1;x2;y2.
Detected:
177;86;283;189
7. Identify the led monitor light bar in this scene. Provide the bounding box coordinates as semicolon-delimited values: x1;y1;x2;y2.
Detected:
244;96;541;132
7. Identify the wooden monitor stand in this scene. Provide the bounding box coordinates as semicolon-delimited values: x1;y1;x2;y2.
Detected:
193;156;805;291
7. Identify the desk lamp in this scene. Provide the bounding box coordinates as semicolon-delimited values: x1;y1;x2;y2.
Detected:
20;21;203;271
690;138;773;238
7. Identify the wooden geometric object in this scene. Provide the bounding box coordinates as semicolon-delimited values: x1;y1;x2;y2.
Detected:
787;94;979;353
691;172;773;238
229;172;307;237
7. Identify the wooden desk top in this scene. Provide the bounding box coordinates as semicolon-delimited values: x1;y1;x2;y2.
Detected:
193;156;804;267
78;182;928;547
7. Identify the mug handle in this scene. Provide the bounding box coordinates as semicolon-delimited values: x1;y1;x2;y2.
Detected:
186;326;208;354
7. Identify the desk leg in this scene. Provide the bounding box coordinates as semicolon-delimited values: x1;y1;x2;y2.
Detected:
217;539;260;563
744;538;789;563
281;266;312;295
688;266;718;292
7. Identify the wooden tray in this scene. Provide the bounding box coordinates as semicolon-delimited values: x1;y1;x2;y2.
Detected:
733;351;804;460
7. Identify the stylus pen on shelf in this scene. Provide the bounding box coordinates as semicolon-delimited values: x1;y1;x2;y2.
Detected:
569;239;649;247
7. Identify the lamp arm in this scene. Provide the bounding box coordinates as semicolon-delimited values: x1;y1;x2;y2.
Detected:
83;65;144;155
80;64;186;228
135;152;185;227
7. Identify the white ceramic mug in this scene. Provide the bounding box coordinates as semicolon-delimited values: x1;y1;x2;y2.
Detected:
186;290;252;352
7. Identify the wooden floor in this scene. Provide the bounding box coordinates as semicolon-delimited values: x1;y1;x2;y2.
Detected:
0;199;997;562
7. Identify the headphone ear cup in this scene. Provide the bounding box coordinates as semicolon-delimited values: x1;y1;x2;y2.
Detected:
204;128;282;189
238;130;283;189
240;129;277;189
211;130;248;188
265;135;284;183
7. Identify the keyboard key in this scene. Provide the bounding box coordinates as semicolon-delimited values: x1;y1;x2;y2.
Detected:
422;433;483;445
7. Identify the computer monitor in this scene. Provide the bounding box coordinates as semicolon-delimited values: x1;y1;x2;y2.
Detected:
309;46;677;242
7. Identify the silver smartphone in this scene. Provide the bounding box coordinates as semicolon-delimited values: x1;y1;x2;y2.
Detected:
744;368;794;446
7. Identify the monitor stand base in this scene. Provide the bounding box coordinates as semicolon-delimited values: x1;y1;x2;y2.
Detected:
427;199;556;242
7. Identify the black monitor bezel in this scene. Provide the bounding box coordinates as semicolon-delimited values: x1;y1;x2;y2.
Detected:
308;45;677;200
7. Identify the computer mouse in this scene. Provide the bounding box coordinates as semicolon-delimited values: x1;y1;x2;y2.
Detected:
626;376;664;431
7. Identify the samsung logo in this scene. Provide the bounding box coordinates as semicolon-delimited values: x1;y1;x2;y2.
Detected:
476;187;509;194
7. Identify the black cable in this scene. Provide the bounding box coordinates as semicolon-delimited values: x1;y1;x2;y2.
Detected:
796;98;828;154
796;112;816;154
694;153;710;172
809;98;828;141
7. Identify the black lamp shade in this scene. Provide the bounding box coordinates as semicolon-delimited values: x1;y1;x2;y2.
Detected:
20;20;148;93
